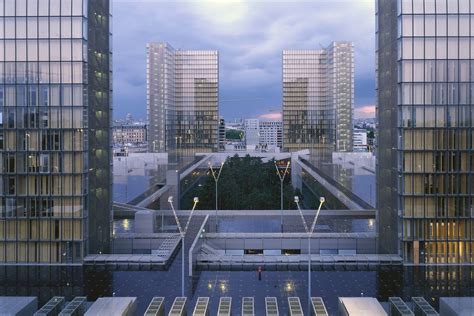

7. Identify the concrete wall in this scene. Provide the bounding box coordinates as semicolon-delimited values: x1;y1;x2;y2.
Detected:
204;235;376;255
112;237;167;254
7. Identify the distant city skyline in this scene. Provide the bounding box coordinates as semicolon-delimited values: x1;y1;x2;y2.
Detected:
113;0;375;119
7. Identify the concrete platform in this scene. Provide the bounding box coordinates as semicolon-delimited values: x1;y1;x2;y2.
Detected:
84;297;137;316
440;297;474;316
0;296;38;316
338;297;387;316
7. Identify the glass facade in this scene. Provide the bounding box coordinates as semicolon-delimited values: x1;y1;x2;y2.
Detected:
0;0;112;264
378;0;474;264
147;43;219;161
282;43;354;154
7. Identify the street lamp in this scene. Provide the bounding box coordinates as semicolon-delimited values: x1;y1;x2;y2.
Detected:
275;161;290;232
209;160;225;231
294;195;325;311
168;196;199;297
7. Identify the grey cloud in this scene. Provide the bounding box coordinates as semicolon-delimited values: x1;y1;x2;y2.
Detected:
113;0;375;119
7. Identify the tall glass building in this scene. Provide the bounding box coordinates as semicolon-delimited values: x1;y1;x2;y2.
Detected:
0;0;112;264
377;0;474;264
282;42;354;153
147;43;219;160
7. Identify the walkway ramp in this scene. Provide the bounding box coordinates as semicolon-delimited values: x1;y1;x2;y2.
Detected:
389;297;414;316
168;297;186;316
59;296;87;316
192;297;209;316
217;297;232;316
144;297;165;316
412;297;439;316
311;297;328;316
265;297;279;316
34;296;65;316
242;297;254;316
151;234;181;257
288;297;303;316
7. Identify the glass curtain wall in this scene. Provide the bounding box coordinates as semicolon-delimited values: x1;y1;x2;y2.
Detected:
398;0;474;264
0;0;111;264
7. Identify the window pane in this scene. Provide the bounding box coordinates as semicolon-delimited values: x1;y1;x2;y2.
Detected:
72;0;83;16
38;0;49;16
413;15;424;36
413;61;424;81
425;15;436;36
414;38;424;59
61;0;72;16
447;15;458;36
425;0;436;13
448;38;458;59
402;0;413;14
61;18;72;38
459;38;469;59
459;0;469;12
403;38;413;59
72;17;82;38
403;15;413;36
27;17;37;38
425;38;435;59
50;0;60;16
436;15;447;36
436;37;447;59
16;18;27;38
27;0;38;16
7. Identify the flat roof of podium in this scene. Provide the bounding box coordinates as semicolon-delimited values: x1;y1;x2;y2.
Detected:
84;297;136;316
0;296;37;315
339;297;387;316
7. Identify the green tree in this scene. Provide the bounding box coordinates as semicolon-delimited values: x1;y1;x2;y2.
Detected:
225;129;244;140
182;155;299;210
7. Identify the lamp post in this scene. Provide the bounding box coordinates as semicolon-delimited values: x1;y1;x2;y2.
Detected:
294;195;325;311
168;196;199;297
275;161;290;232
209;160;225;232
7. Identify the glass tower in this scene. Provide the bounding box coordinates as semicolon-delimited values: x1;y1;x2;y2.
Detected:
282;42;354;153
377;0;474;264
147;43;219;161
0;0;112;264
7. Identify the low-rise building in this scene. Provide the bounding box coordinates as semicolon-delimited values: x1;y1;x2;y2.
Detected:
353;128;368;152
113;123;148;145
259;120;283;148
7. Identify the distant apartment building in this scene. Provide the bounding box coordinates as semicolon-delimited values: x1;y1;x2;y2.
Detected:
244;119;260;146
147;42;219;159
218;118;226;151
377;0;474;264
0;1;112;263
283;42;354;153
259;120;283;148
113;123;147;145
353;129;368;152
244;119;282;148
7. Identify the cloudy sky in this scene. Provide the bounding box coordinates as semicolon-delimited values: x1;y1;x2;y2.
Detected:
113;0;376;120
